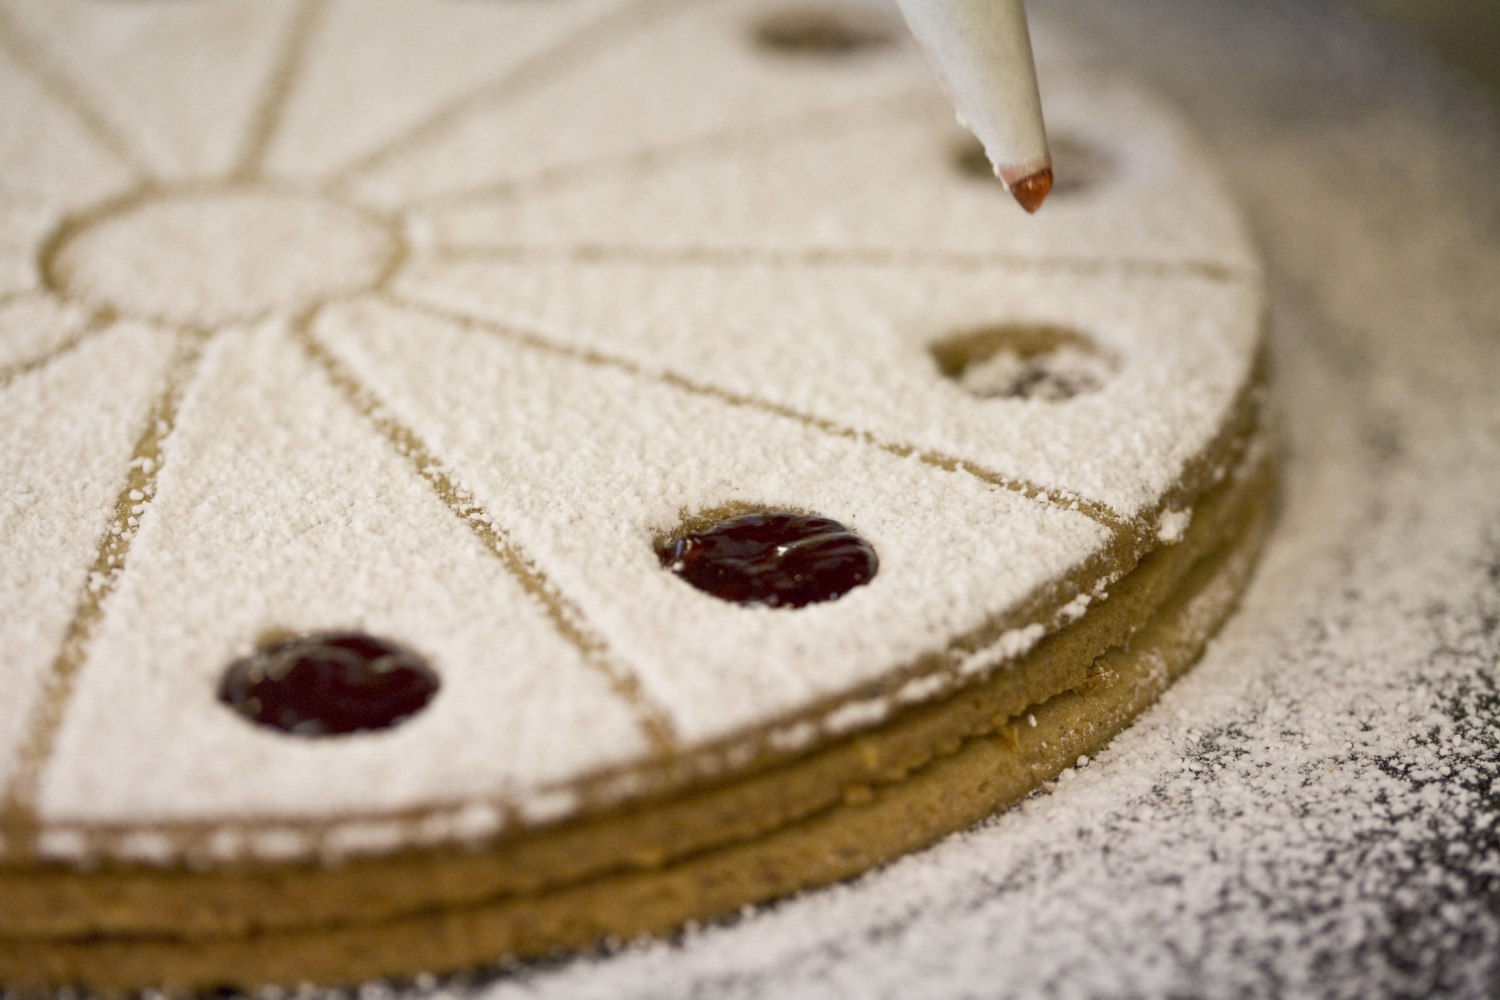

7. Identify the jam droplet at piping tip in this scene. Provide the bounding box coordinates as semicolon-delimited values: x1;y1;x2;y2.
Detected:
1010;167;1053;214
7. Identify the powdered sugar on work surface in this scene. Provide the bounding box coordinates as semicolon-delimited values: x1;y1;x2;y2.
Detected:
409;3;1497;999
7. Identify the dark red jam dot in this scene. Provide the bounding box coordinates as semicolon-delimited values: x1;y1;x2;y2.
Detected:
659;512;877;608
218;632;439;737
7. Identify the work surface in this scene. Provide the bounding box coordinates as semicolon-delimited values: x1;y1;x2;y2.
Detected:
415;2;1498;998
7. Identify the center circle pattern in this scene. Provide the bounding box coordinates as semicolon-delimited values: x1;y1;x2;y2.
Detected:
45;188;400;328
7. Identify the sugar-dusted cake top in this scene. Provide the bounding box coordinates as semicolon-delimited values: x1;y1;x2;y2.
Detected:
0;0;1260;864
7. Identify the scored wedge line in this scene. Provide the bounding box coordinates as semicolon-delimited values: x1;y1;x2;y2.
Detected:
232;0;330;181
380;290;1128;534
428;242;1251;286
0;307;118;393
0;4;151;182
290;311;680;757
0;327;210;854
330;0;694;189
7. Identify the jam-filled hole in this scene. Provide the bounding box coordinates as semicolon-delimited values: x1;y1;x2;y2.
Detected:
930;324;1117;401
754;6;898;55
658;510;877;608
952;134;1113;197
219;632;439;737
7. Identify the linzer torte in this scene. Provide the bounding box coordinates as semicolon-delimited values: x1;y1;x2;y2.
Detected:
0;0;1271;990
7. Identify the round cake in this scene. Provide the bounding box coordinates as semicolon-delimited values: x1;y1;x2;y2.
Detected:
0;0;1271;990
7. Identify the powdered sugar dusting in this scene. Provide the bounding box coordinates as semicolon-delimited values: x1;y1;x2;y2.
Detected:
821;698;889;735
0;0;1261;868
957;622;1047;676
265;0;636;181
346;0;929;206
37;322;651;830
1155;505;1192;543
0;0;303;180
0;322;178;798
0;295;91;372
396;260;1259;519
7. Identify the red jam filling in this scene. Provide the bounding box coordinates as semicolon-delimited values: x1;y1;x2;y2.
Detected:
219;632;438;736
660;512;877;608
